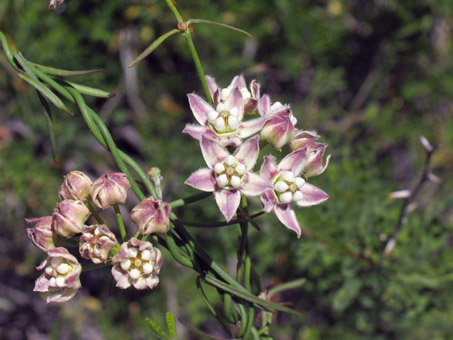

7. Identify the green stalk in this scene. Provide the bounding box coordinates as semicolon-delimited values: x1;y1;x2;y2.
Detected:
169;191;212;209
163;0;184;22
87;200;106;225
114;204;127;242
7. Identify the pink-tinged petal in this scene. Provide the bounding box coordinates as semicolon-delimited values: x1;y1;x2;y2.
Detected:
238;116;269;138
185;168;216;192
224;87;244;119
183;124;210;141
233;75;246;89
188;93;214;125
33;274;50;292
250;80;260;99
234;135;260;170
290;130;320;150
260;109;295;148
215;189;241;222
316;154;331;176
241;173;272;196
258;94;271;117
213;135;243;147
46;288;78;303
260;190;276;213
295;183;329;207
260;155;279;181
274;204;301;238
304;144;329;178
205;75;219;99
200;136;230;168
278;148;309;175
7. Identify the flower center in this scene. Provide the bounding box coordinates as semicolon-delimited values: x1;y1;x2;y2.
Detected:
46;258;74;288
272;171;305;204
213;155;246;190
120;247;155;280
207;103;240;134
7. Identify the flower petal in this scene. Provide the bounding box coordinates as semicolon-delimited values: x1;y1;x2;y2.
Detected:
274;204;301;238
295;183;329;207
238;116;269;139
215;189;241;222
278;148;309;175
241;173;272;196
200;136;230;168
260;155;279;181
260;109;295;148
205;75;219;100
188;93;214;125
224;86;244;120
183;124;211;141
185;168;216;192
260;190;276;213
234;135;260;170
258;94;271;117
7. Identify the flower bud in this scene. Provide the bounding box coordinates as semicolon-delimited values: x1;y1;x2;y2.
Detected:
303;142;331;178
90;172;131;209
26;216;56;251
131;197;171;235
34;247;82;303
289;130;320;151
52;200;91;238
79;224;118;264
111;238;162;290
58;171;93;201
260;108;296;149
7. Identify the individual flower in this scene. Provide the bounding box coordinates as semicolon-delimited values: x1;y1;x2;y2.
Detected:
58;170;93;201
79;224;118;264
111;238;162;290
290;130;331;178
90;172;131;209
34;247;82;303
52;199;91;238
205;75;260;114
183;83;268;147
48;0;64;10
185;135;271;221
26;216;56;251
131;197;171;235
258;95;298;149
260;148;329;237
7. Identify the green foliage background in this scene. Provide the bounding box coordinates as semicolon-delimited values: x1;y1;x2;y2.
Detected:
0;0;452;339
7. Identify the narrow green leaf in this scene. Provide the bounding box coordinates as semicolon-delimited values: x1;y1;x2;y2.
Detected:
178;318;227;340
196;277;217;317
187;19;252;37
0;31;17;70
166;312;177;339
129;28;180;68
145;318;170;340
204;275;302;316
37;92;57;161
31;64;75;103
14;52;39;80
18;71;74;116
31;63;104;77
65;81;113;98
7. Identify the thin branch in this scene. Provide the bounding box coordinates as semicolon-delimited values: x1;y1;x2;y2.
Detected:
175;211;264;228
381;137;439;259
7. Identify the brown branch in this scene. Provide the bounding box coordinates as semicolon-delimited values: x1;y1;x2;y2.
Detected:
381;136;440;259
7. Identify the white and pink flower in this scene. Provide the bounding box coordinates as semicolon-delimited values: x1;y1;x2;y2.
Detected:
258;95;298;149
34;247;82;303
183;82;268;147
111;238;162;290
260;148;329;237
185;135;271;222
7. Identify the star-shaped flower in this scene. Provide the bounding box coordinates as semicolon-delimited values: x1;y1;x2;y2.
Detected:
185;135;271;221
183;85;268;147
260;148;329;237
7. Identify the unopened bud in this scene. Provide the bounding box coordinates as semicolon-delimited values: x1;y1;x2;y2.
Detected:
260;108;295;149
52;200;91;238
79;224;118;264
90;172;131;209
26;216;56;251
131;197;171;235
59;171;93;201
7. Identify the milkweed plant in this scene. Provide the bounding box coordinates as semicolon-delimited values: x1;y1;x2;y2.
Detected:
1;0;332;338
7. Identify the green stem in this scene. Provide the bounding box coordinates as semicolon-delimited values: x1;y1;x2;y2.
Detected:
169;191;212;208
114;205;127;242
87;200;105;225
175;211;264;228
163;0;184;22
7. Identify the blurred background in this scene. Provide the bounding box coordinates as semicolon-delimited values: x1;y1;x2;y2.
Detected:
1;0;452;339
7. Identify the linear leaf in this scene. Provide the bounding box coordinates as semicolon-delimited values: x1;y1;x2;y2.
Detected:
37;92;57;161
166;312;177;339
31;63;104;77
146;318;170;340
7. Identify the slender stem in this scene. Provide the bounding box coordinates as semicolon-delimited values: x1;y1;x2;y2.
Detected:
87;200;105;225
183;31;212;104
82;261;111;272
175;211;265;228
169;191;212;209
114;205;127;242
163;0;184;22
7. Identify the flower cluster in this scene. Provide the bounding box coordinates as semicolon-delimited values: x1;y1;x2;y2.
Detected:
26;170;170;303
185;75;330;237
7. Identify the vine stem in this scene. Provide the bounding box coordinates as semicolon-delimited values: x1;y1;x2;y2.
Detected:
114;205;127;242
